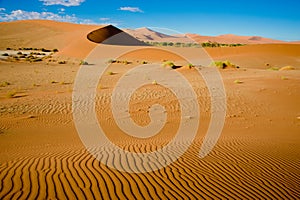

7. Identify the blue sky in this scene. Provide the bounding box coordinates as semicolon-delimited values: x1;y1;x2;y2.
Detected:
0;0;299;41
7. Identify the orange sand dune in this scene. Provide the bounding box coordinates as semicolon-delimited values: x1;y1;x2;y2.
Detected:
0;20;299;199
188;33;285;44
206;44;300;69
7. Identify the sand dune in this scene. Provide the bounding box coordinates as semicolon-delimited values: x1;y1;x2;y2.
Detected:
188;33;285;44
0;20;300;199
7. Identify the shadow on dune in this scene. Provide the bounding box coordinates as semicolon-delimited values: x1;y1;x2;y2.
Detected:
87;25;149;46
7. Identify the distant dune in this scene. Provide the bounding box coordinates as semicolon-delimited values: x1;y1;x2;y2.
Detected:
187;33;285;44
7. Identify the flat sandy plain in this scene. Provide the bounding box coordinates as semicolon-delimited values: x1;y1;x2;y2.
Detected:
0;20;300;199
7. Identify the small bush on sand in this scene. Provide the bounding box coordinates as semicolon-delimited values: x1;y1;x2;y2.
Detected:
107;71;114;75
80;60;89;65
279;66;295;71
0;81;10;87
6;90;17;98
107;59;116;64
52;49;59;52
2;53;9;56
234;79;243;84
162;61;175;68
58;61;66;64
188;63;195;69
211;60;238;69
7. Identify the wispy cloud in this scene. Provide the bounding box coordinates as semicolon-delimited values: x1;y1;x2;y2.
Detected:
39;0;85;7
0;9;96;24
0;8;6;12
99;17;110;21
58;8;65;14
119;7;143;13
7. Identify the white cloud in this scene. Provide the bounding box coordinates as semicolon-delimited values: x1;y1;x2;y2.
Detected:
119;7;143;13
39;0;85;7
58;8;65;14
0;9;95;24
0;8;6;12
100;17;110;21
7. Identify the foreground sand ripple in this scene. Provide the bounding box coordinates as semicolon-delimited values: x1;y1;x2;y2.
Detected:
1;137;299;199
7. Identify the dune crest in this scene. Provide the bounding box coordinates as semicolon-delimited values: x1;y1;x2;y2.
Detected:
87;25;147;46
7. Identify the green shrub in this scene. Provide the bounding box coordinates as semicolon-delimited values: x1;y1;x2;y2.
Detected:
211;60;237;69
162;61;175;68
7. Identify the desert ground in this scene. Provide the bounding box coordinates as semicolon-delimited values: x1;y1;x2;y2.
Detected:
0;20;299;199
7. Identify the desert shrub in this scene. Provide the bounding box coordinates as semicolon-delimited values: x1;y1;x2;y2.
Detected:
52;49;59;52
279;66;295;71
211;60;237;69
188;63;195;69
142;61;148;64
17;51;22;55
234;80;243;84
107;71;114;75
2;53;9;56
80;60;89;65
41;48;51;52
107;59;116;63
6;90;17;98
162;61;175;68
6;47;11;50
0;81;10;87
58;61;66;64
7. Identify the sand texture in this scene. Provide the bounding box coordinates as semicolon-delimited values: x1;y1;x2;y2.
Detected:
0;20;299;199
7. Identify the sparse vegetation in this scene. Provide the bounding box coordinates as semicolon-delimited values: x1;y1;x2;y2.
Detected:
142;61;148;64
0;81;11;87
80;60;89;65
145;41;245;48
152;80;157;85
2;53;9;56
234;80;243;84
279;66;295;71
107;59;116;63
107;71;114;75
211;60;239;69
162;61;175;68
6;90;17;98
281;76;288;80
58;61;66;64
188;63;195;69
